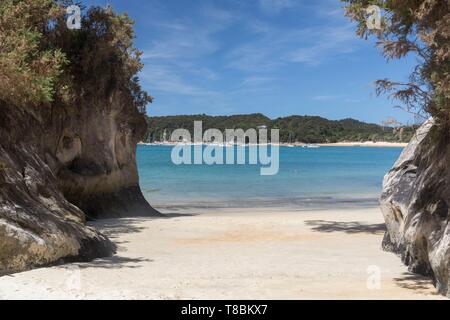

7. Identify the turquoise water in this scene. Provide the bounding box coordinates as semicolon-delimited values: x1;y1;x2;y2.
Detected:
137;145;403;209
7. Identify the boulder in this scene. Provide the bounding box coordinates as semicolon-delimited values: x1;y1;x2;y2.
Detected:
380;119;450;297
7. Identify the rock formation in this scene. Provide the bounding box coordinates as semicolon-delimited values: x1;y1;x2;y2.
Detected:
0;90;158;274
0;2;159;275
380;119;450;297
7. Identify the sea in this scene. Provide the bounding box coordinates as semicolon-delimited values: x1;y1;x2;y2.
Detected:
137;145;403;210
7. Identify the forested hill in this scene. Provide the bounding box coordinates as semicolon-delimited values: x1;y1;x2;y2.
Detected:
145;114;417;143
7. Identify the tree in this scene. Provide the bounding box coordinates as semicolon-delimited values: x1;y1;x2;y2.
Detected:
0;0;66;107
342;0;450;127
0;0;152;113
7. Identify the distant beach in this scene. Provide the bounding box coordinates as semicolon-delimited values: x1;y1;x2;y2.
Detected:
318;141;408;148
139;141;408;148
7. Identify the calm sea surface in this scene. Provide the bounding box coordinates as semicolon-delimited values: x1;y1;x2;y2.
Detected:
137;145;403;210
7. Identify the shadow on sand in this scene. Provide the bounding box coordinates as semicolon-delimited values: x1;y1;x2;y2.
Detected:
393;272;439;295
70;256;153;270
90;212;197;239
75;212;197;270
305;220;386;235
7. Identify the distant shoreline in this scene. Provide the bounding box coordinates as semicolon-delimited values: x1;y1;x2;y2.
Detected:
138;141;408;148
317;141;408;148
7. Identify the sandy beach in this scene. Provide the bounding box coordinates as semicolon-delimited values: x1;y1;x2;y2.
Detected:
0;207;445;300
317;142;408;148
139;141;408;148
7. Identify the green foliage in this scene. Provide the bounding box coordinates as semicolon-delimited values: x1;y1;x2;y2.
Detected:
342;0;450;124
145;113;271;142
0;0;151;112
0;0;67;107
145;114;416;143
48;2;152;111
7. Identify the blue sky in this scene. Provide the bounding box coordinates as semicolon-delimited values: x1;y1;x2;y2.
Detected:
86;0;418;125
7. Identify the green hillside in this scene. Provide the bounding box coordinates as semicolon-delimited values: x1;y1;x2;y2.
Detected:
145;114;417;143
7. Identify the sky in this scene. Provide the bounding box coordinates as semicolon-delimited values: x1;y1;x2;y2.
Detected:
86;0;419;125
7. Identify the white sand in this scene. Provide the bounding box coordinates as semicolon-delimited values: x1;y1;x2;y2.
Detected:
0;207;445;300
140;142;408;148
318;142;408;148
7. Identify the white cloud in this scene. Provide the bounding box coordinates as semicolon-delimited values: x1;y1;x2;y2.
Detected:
312;95;343;101
141;64;217;96
226;42;283;72
311;95;363;103
141;6;236;61
242;76;275;86
138;1;359;104
141;26;219;60
259;0;297;14
139;6;236;97
226;22;358;71
287;25;356;65
345;98;362;103
229;76;277;94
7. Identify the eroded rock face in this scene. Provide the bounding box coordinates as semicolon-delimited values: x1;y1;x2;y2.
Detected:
380;119;450;297
48;93;159;219
0;93;158;273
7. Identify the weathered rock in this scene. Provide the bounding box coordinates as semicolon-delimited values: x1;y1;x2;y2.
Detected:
0;91;158;273
47;93;159;219
380;119;450;297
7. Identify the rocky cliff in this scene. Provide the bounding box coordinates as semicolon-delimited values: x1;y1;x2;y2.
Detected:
0;1;159;274
380;119;450;297
0;86;158;274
